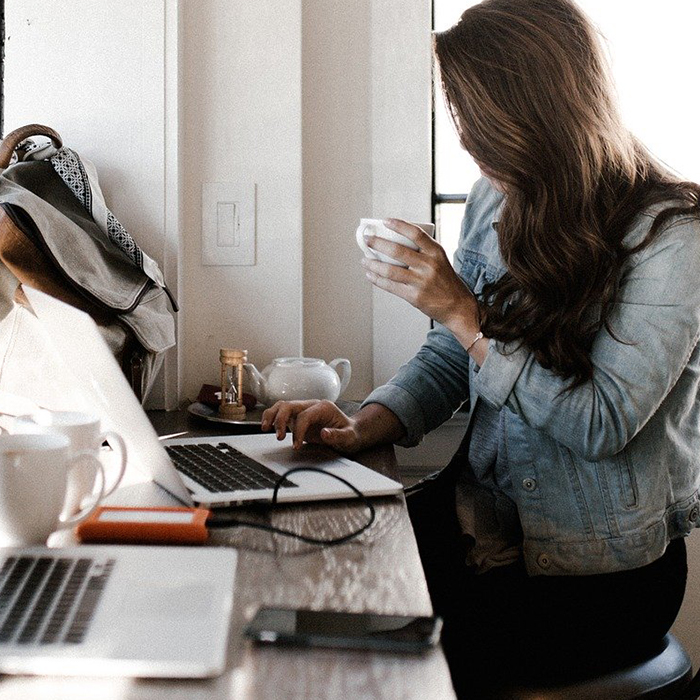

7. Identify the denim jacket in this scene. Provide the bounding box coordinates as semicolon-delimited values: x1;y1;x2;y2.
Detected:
365;177;700;576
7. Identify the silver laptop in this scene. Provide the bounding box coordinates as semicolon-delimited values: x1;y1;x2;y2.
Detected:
0;544;237;677
23;287;403;508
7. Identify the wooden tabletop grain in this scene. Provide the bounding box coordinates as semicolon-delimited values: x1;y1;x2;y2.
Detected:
0;409;456;700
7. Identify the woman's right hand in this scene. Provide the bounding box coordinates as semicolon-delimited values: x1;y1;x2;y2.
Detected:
261;400;365;453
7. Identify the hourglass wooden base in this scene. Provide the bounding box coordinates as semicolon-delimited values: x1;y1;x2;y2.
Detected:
219;402;247;418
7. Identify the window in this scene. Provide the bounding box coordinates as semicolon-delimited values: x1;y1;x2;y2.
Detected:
432;0;480;263
432;0;700;263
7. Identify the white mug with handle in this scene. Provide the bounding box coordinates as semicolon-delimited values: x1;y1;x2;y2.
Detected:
12;410;126;518
0;433;106;546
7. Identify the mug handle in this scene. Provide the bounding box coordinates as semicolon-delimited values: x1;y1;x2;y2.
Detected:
99;431;127;497
58;451;107;528
355;222;377;259
329;359;352;397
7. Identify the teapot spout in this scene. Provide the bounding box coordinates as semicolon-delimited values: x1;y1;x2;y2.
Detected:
243;363;266;404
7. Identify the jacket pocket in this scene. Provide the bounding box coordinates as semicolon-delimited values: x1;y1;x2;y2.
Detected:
561;449;596;539
616;451;639;509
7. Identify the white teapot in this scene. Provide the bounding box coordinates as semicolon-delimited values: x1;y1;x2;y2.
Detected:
244;357;351;406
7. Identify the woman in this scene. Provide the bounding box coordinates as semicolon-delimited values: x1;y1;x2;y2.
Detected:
262;0;700;694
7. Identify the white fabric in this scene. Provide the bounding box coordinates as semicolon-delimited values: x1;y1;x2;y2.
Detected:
0;302;88;424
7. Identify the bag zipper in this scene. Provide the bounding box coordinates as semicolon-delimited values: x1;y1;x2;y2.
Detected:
130;350;144;402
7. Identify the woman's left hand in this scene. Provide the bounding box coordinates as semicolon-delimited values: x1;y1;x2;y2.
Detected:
361;219;479;332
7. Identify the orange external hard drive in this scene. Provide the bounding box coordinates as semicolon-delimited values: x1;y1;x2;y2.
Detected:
76;506;211;545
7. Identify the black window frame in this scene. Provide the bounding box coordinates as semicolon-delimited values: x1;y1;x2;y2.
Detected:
431;0;468;248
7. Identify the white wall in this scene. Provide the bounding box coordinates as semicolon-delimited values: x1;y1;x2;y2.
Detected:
1;0;431;402
301;0;374;399
370;0;433;386
300;0;433;397
3;0;178;408
179;0;432;401
180;0;303;401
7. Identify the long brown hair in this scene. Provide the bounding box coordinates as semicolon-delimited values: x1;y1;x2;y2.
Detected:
434;0;700;386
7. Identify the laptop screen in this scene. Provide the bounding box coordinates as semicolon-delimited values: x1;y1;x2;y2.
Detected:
22;287;192;505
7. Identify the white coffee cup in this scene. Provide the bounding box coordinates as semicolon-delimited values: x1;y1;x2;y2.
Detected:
12;410;127;518
0;433;106;546
356;218;436;268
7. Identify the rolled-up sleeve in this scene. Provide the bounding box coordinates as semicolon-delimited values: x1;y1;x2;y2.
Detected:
362;321;472;446
473;216;700;461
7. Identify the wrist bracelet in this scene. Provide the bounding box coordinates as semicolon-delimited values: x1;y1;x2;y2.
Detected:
466;331;484;352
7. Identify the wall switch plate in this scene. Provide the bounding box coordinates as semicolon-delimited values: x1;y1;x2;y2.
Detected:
202;182;256;265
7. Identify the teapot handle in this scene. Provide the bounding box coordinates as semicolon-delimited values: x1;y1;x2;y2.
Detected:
329;359;351;397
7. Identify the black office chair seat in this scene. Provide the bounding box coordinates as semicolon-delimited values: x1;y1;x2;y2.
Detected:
496;634;693;700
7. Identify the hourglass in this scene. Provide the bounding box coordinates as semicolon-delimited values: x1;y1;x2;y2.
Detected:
219;348;247;419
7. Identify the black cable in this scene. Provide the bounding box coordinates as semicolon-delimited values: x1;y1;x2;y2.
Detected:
207;467;376;546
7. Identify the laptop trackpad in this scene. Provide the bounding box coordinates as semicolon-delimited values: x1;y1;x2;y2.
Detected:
260;445;346;470
118;584;216;619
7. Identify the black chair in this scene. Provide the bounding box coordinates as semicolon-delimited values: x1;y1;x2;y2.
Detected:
495;633;696;700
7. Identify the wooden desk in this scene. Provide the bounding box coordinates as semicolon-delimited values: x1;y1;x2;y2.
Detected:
0;410;456;700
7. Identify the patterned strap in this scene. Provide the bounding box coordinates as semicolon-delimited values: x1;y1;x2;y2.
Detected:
50;147;144;268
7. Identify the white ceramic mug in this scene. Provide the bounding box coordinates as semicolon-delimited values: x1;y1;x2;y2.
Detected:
0;433;106;546
356;218;436;267
12;411;127;518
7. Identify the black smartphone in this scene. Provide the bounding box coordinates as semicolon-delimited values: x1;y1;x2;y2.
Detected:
244;607;442;653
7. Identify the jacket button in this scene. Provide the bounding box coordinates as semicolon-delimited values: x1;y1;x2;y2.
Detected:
690;507;699;523
522;477;537;491
537;553;551;570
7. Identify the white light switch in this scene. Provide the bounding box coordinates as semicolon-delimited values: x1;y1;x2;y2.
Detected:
216;202;238;247
202;183;256;265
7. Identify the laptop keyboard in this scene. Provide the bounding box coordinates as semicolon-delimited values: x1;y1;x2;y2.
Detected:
0;555;115;646
165;442;299;493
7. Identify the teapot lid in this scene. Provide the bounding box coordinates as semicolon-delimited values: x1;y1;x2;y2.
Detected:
273;357;324;367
